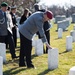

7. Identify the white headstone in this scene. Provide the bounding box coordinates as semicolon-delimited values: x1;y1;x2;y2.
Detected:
72;13;75;23
17;28;20;38
32;39;36;47
58;28;63;38
16;17;21;26
48;48;59;70
0;56;3;75
70;30;74;42
66;36;72;51
69;66;75;75
35;39;43;56
0;43;6;63
72;31;75;42
32;34;38;47
55;15;66;23
73;25;75;30
57;19;70;31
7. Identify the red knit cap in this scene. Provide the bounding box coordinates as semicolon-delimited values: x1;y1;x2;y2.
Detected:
46;10;53;19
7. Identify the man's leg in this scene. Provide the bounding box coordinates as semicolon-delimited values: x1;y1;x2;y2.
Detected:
6;32;17;59
19;33;26;66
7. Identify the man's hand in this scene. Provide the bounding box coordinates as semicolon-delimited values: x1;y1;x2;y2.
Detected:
45;42;52;49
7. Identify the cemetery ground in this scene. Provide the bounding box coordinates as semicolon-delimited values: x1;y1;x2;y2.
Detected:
3;23;75;75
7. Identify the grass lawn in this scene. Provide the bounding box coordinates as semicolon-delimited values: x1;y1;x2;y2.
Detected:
3;22;75;75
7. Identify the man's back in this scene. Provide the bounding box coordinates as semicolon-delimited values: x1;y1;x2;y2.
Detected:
19;11;47;43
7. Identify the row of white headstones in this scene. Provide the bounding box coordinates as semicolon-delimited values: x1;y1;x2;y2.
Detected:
32;25;75;75
0;25;75;75
58;25;75;75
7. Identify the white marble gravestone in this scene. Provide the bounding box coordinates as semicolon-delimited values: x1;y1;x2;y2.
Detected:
32;34;38;47
55;15;66;23
73;25;75;30
35;39;43;56
70;30;74;42
16;17;21;26
57;18;70;31
72;30;75;42
58;28;63;38
70;30;74;36
0;56;3;75
66;36;72;51
48;48;59;70
72;13;75;23
70;30;75;42
0;43;6;63
69;66;75;75
17;28;20;38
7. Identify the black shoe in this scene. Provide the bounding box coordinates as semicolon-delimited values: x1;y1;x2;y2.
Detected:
19;64;26;67
27;64;34;68
19;62;26;67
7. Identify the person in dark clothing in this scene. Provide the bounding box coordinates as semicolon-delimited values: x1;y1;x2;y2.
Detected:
34;4;51;53
0;2;18;59
28;10;32;16
20;8;29;24
10;6;17;48
6;6;11;49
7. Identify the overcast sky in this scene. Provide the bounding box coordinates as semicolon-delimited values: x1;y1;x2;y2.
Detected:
38;0;75;7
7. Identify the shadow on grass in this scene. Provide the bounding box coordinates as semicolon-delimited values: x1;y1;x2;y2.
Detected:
55;29;68;32
3;67;26;75
54;38;62;40
6;47;20;54
16;46;20;48
15;48;20;52
17;41;20;43
38;69;54;75
5;58;19;65
59;50;71;55
31;54;39;59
